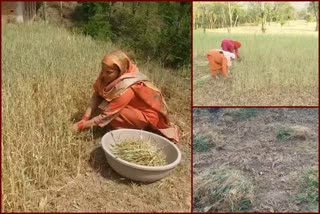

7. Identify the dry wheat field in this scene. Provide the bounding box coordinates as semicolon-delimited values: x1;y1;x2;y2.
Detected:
2;23;191;212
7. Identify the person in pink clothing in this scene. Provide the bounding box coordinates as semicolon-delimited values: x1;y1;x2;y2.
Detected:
221;39;241;59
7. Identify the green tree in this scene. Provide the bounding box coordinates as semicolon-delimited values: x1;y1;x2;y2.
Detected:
74;2;190;68
308;2;319;31
194;2;243;30
75;2;112;40
273;2;296;27
261;2;267;33
158;2;190;67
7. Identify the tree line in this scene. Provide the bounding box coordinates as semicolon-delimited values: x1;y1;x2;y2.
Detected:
193;2;319;33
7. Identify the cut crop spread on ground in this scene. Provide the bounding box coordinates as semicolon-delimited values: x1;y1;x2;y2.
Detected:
193;108;318;212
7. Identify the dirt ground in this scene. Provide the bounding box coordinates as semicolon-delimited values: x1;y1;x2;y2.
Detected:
45;143;190;212
39;123;190;212
193;108;318;212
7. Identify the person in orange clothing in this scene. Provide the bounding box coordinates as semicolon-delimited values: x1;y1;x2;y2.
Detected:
206;50;231;80
71;50;179;143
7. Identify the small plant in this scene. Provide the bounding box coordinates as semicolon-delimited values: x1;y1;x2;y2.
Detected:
194;79;205;87
231;108;260;121
296;167;318;211
276;128;293;141
193;135;213;152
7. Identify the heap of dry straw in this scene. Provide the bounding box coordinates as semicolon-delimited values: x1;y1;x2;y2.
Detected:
111;139;167;166
194;168;254;212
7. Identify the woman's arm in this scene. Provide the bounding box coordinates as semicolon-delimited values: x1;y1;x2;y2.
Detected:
71;92;102;132
92;88;134;127
234;48;240;59
83;92;103;119
72;88;134;132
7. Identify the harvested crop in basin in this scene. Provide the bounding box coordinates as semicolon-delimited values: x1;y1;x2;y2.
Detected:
111;140;167;166
194;168;254;212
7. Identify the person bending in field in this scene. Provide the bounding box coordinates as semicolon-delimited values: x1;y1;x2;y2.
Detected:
206;50;232;80
221;39;241;59
221;50;235;67
71;50;179;143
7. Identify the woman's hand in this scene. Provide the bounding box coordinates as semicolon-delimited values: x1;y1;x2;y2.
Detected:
70;119;97;133
71;120;83;133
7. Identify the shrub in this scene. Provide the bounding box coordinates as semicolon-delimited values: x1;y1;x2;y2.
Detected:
276;128;293;141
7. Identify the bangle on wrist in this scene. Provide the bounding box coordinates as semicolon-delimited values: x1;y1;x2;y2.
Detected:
78;121;85;130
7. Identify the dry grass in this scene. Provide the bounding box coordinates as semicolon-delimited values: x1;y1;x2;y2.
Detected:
2;22;191;212
276;125;312;141
194;168;254;212
193;108;318;212
193;21;318;106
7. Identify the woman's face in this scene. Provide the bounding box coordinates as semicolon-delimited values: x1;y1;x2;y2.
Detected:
100;62;120;85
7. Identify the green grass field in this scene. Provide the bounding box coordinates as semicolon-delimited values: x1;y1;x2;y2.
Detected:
193;22;318;106
2;22;191;212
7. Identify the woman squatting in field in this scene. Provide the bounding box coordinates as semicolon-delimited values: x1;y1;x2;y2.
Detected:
221;39;241;59
206;50;235;80
71;50;179;143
